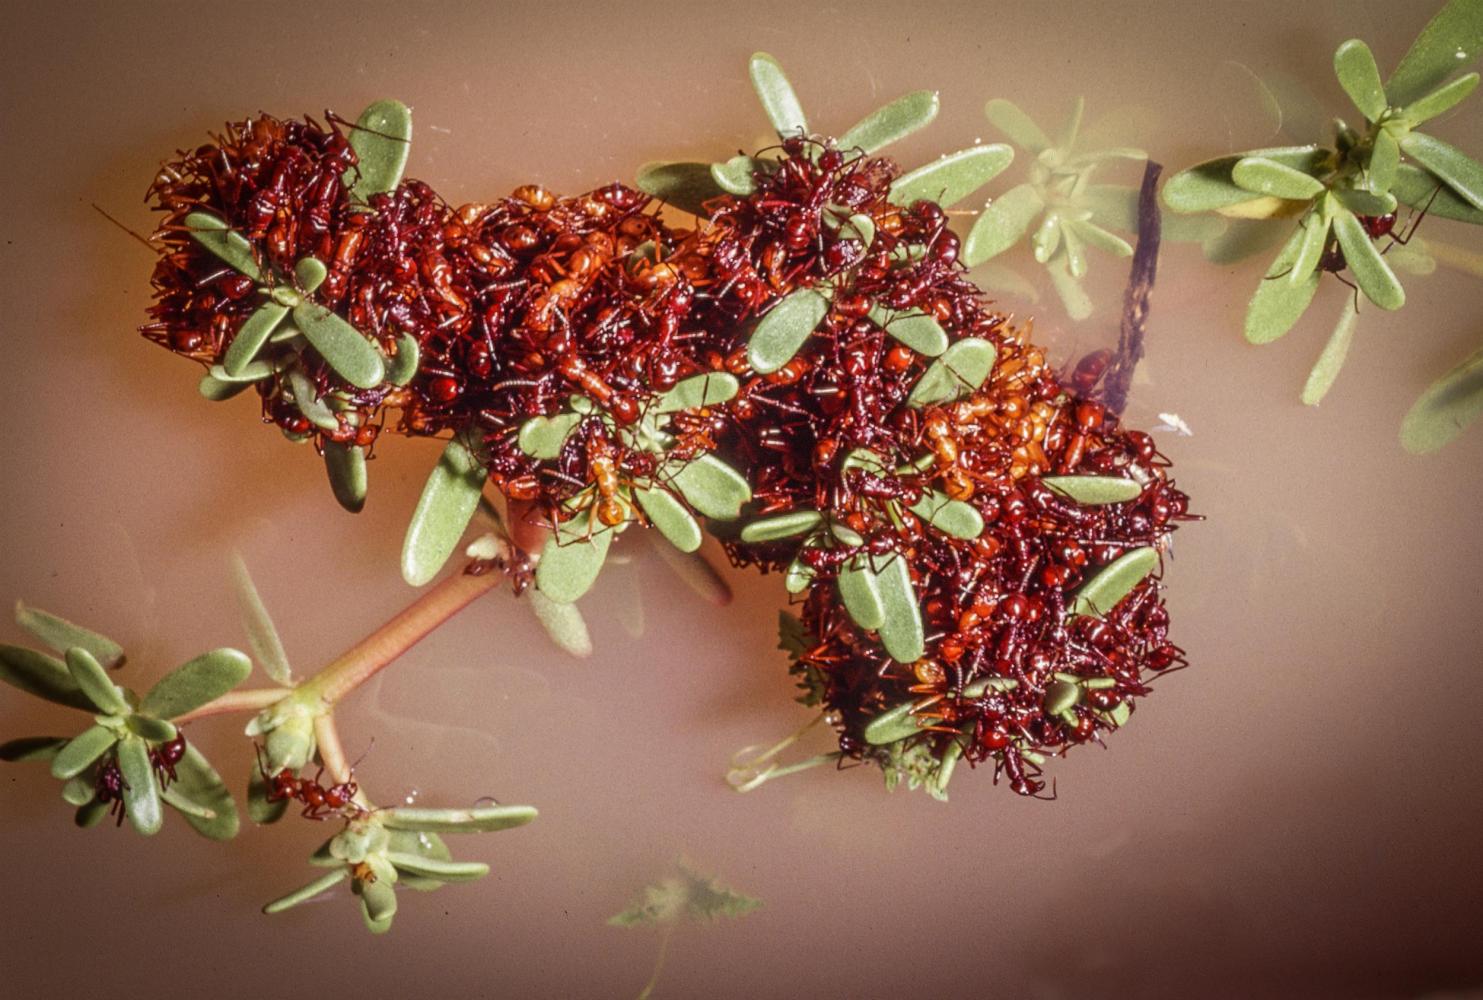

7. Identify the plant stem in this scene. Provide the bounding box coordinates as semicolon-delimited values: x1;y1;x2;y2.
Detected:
174;686;288;724
314;714;350;785
637;923;676;1000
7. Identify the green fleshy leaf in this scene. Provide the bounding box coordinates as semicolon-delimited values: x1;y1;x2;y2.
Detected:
125;714;176;742
0;736;68;762
868;305;948;357
1388;242;1437;276
908;491;983;539
118;735;163;836
1066;217;1133;258
1202;218;1290;264
1332;187;1397;217
380;803;538;833
784;558;814;594
749;52;808;137
873;554;924;663
168;744;239;840
527;588;593;659
681;865;763;921
1392;163;1483;222
864;700;921;745
838;90;939;154
1030;211;1062;263
198;374;250;401
1334;39;1387;121
906;338;997;407
62;775;95;806
1370;127;1401;194
739;509;823;543
0;646;92;710
324;442;368;514
667;454;752;520
1061;219;1087;278
833;211;875;247
983;98;1051;152
1044;679;1081;716
264;869;348;914
1404;72;1480;123
635;162;724;217
1041;475;1143;505
654;372;740;413
158;786;216;821
295;256;327;293
1301;297;1360;406
889;145;1014;208
184;211;262;281
634;487;703;553
711;156;760;196
14;602;124;670
140;648;252;721
609;867;761;928
837;554;885;631
401;435;487;587
1162;146;1327;214
286;367;339;432
1401;340;1483;452
926;735;964;800
962;183;1043;265
1231;157;1325;200
75;799;109;829
1047;254;1093;321
517;411;583;459
385;852;489;882
65;647;127;715
50;725;117;780
291;302;386;389
1244;223;1322;343
1400;131;1483;210
384;332;420;386
1070;546;1159;618
536;517;613;603
747;288;828;375
1288;209;1331;286
346;99;413;204
248;766;289;824
230;554;292;686
208;360;273;383
1333;208;1405;310
222;302;289;377
1386;0;1483;106
1079;185;1226;243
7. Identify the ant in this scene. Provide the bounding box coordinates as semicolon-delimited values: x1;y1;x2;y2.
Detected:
256;744;365;821
1272;187;1439;302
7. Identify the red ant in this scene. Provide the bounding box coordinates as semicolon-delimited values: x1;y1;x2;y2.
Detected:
151;734;187;789
95;755;129;826
256;744;365;821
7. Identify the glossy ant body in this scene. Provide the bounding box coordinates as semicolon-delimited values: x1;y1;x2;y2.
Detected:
256;745;364;821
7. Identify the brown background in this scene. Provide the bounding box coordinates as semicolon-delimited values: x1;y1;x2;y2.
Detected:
2;1;1482;997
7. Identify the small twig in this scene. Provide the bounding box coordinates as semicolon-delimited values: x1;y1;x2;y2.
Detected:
637;922;676;1000
1102;160;1163;417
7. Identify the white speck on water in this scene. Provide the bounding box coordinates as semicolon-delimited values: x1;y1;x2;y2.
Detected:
1155;412;1194;436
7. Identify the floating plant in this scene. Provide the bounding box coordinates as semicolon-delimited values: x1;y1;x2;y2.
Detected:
1164;0;1483;447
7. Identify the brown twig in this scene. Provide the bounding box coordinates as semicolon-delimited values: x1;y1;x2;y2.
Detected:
1102;160;1163;417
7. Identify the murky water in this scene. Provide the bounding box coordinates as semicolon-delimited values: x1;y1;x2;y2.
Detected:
3;1;1482;997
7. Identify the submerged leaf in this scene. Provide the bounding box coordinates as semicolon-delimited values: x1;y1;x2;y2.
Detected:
345;99;413;204
1301;297;1360;406
1070;546;1159;618
527;589;593;659
1401;340;1483;452
747;288;828;374
889;145;1014;208
536;517;613;603
14;603;124;670
983;98;1051;152
230;554;292;686
838;90;939;154
749;52;808;137
963;183;1043;265
401;435;487;586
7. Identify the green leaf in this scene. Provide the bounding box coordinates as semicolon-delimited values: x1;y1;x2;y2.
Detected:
50;725;117;780
291;302;386;389
609;867;760;927
167;744;238;840
1301;297;1360;406
1047;254;1093;321
1386;0;1483;106
906;338;997;407
1061;220;1087;278
1403;72;1480;123
749;52;808;137
536;517;613;603
158;786;216;821
962;183;1043;265
248;765;289;824
635;162;724;217
345;99;413;204
908;491;983;539
208;360;273;383
864;700;921;744
680;865;762;921
1334;39;1388;121
1288;209;1331;286
1080;185;1226;243
118;735;163;836
1244;223;1322;343
667;454;752;520
384;332;420;386
654;372;740;413
14;602;124;670
1202;218;1290;264
125;714;177;742
983;98;1051;152
711;156;759;196
837;555;885;631
1332;187;1397;217
140;648;251;721
198;374;250;401
65;647;128;715
1031;211;1062;263
872;554;924;663
1401;340;1483;452
1392;162;1483;222
184;211;262;281
635;487;703;553
1065;218;1133;258
1070;546;1159;618
401;435;487;586
517;411;583;459
286;367;340;432
62;775;96;806
295;256;327;293
263;869;348;914
75;799;109;828
747;288;828;374
889;145;1014;208
1231;157;1325;200
1400;131;1483;210
739;509;823;543
0;645;92;710
868;305;948;357
0;736;68;762
1370;127;1401;194
527;588;593;659
385;852;489;882
380;803;538;833
1162;146;1327;214
230;554;292;687
1333;208;1405;309
1041;475;1143;504
324;442;368;514
222;302;289;377
838;90;939;154
784;558;814;595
